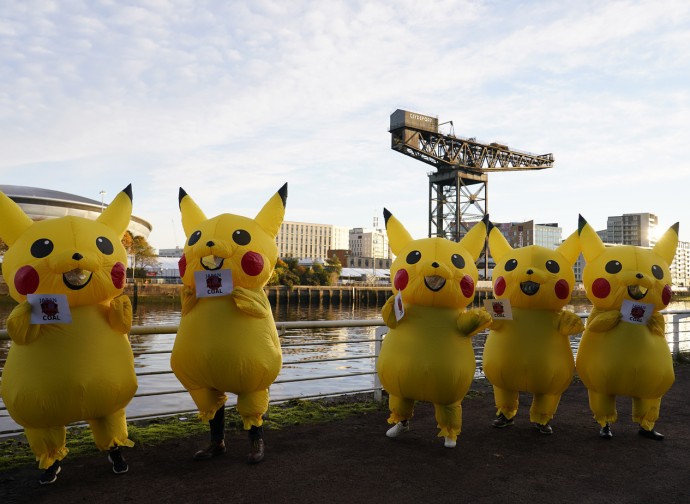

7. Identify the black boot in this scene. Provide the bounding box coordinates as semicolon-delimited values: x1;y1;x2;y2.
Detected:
638;427;664;440
247;425;264;464
194;407;227;460
599;422;613;439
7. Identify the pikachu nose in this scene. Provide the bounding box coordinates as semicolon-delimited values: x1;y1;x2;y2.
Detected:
432;262;439;268
72;253;83;261
527;269;534;275
636;273;643;279
206;241;215;247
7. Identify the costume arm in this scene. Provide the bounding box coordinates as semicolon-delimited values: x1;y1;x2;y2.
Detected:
457;308;492;337
381;295;398;329
557;310;585;336
586;308;621;332
108;293;133;333
180;285;198;316
231;287;271;319
6;302;41;345
647;312;666;338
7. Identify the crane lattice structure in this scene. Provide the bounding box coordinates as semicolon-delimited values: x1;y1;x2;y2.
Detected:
389;109;554;242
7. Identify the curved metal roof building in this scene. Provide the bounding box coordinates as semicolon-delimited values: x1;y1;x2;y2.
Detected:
0;185;152;238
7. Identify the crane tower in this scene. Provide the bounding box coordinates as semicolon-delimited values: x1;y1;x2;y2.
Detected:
389;109;554;242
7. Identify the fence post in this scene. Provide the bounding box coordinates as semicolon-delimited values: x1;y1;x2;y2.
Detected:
374;326;387;403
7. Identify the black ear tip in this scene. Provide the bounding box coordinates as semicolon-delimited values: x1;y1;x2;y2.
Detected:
178;188;188;208
122;184;133;201
278;183;288;207
383;208;392;225
672;222;680;234
578;214;587;235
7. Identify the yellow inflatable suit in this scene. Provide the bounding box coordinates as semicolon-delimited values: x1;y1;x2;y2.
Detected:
483;223;583;434
170;184;286;464
376;211;492;448
576;215;678;440
0;185;136;484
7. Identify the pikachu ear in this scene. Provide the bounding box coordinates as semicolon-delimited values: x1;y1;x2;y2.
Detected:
0;191;34;246
178;187;208;237
383;208;413;256
97;184;133;239
557;229;581;265
254;183;288;238
460;214;489;261
578;214;606;263
653;223;679;265
487;219;512;262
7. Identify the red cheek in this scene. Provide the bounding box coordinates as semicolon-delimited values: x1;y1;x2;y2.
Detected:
555;279;570;300
494;276;506;296
592;278;611;298
178;254;187;278
460;275;475;298
241;251;264;276
394;269;409;291
14;265;40;295
662;284;672;305
111;262;126;289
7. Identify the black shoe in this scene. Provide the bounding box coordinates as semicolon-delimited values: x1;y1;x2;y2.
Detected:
247;438;265;464
193;440;226;461
533;423;553;435
599;423;613;439
39;460;61;485
492;413;514;428
108;447;129;474
638;427;664;440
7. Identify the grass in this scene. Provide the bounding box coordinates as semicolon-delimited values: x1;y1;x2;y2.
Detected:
0;396;384;472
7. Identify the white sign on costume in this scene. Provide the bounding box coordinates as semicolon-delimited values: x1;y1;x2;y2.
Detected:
27;293;72;324
194;269;234;298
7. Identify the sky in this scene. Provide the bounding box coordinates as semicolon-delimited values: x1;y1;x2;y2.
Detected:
1;0;689;252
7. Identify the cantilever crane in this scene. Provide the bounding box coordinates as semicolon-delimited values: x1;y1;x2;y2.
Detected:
389;109;554;242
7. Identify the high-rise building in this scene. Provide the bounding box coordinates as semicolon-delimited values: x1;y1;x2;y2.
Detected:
600;213;658;247
671;240;690;287
276;221;350;262
349;227;391;260
491;220;562;250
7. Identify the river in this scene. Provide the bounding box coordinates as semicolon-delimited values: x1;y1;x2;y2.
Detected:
2;297;690;435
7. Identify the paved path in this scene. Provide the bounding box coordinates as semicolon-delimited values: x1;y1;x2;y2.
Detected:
2;363;689;504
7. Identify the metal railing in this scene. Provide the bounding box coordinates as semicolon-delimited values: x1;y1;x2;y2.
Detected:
1;310;689;437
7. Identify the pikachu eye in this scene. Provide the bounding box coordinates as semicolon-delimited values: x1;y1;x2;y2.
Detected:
96;237;114;255
232;229;251;246
188;230;202;246
545;260;560;273
451;254;465;269
605;260;622;274
504;259;518;272
651;265;664;280
31;238;53;258
406;250;421;264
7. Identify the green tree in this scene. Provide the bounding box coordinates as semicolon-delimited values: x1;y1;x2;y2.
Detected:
325;255;343;285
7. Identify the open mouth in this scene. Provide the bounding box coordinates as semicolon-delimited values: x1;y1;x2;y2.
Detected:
628;285;648;300
424;275;446;292
520;281;540;296
63;268;93;290
201;255;224;271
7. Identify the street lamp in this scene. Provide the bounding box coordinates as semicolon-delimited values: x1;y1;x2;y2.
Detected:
99;190;106;212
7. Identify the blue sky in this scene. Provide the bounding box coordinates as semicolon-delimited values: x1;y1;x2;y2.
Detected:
1;0;689;251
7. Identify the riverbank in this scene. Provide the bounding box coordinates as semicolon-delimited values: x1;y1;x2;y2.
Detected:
2;362;689;504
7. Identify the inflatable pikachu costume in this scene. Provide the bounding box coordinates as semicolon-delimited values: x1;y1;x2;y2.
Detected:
0;186;137;484
376;211;492;448
171;184;286;464
483;223;583;434
576;215;678;440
